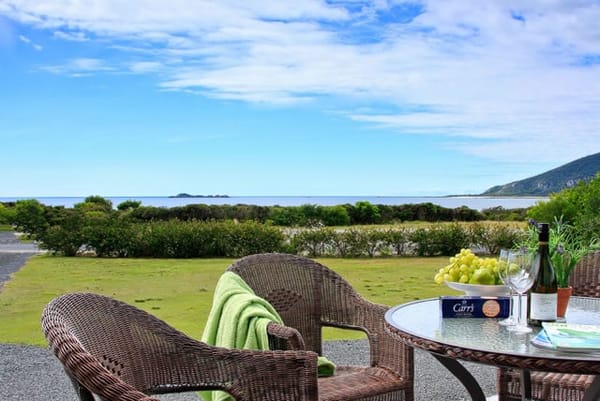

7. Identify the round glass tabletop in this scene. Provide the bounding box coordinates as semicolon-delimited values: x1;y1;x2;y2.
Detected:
385;296;600;362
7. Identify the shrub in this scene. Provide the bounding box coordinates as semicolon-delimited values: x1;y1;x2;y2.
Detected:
349;201;381;224
269;206;303;226
126;220;284;258
408;228;431;256
364;229;388;257
170;204;216;221
320;205;351;226
481;206;528;221
128;221;197;258
431;223;470;256
36;208;86;256
0;203;16;225
528;195;579;226
220;221;285;257
127;206;172;222
12;199;48;237
40;225;81;256
291;228;335;257
117;200;142;211
19;197;533;258
297;204;322;226
339;228;370;257
528;173;600;243
328;230;348;257
382;227;411;256
75;195;114;213
452;206;484;221
408;223;470;256
80;214;132;257
414;203;446;222
470;222;526;255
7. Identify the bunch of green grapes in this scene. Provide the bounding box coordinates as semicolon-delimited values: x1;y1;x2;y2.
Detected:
434;248;501;285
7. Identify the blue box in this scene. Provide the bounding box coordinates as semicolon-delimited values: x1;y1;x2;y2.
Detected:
440;296;511;318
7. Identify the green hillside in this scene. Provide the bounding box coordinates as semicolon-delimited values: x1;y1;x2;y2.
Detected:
482;152;600;196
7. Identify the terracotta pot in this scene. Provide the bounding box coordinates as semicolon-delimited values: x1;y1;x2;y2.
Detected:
557;286;573;318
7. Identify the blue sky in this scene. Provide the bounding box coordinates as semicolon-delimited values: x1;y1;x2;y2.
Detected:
1;1;599;197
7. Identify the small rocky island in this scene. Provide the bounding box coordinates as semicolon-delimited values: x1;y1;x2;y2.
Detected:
169;193;229;198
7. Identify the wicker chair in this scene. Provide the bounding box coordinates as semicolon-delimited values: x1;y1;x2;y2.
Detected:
226;253;414;401
497;250;600;401
42;292;320;401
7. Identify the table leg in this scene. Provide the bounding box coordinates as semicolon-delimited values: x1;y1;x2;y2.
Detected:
431;354;486;401
520;369;531;401
582;376;600;401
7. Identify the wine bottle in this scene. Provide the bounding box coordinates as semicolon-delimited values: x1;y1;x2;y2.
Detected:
527;222;558;326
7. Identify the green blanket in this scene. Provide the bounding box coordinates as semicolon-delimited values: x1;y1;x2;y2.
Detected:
200;271;335;401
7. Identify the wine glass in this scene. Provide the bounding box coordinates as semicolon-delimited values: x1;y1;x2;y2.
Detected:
497;249;515;326
506;250;535;334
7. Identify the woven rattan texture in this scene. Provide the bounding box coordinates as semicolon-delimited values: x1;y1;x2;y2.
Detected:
42;292;320;401
226;253;414;401
497;250;600;401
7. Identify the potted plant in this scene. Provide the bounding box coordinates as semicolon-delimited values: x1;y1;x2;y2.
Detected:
522;218;597;317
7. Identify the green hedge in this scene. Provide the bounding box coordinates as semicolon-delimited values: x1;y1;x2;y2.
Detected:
3;197;527;258
288;223;524;258
34;218;525;258
40;219;286;258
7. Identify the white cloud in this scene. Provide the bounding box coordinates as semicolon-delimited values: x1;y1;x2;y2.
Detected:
129;61;164;73
53;30;88;41
2;0;600;164
41;57;114;76
18;33;42;50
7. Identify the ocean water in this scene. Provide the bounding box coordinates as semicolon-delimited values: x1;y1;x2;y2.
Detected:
0;195;547;211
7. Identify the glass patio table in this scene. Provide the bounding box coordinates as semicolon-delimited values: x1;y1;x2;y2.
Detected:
384;296;600;401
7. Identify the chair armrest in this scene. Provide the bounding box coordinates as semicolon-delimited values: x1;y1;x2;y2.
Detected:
52;341;161;401
154;337;320;400
326;296;414;381
204;346;319;401
54;339;321;401
267;321;306;350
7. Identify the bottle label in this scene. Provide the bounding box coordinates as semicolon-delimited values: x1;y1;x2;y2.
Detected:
530;292;557;320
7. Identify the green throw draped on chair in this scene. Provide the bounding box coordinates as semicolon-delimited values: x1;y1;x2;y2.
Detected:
201;271;335;401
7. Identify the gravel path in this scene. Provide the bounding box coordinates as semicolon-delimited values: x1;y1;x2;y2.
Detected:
0;342;498;401
0;231;498;401
0;231;42;291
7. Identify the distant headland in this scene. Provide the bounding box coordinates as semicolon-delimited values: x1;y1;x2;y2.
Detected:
168;193;229;198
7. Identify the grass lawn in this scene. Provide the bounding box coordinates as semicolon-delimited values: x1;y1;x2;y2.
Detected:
0;254;460;346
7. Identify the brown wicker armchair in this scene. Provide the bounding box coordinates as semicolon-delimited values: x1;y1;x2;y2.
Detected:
226;253;414;401
42;292;320;401
497;250;600;401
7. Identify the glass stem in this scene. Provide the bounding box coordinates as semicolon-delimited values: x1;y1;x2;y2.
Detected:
517;294;523;326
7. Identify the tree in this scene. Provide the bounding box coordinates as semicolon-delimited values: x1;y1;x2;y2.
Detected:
37;208;85;256
528;173;600;243
575;173;600;242
75;195;113;213
0;203;16;225
319;205;351;226
12;199;47;237
350;201;381;224
117;200;142;211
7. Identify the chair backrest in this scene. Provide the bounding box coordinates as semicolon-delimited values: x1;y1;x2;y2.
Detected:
569;250;600;297
226;253;368;354
42;292;319;401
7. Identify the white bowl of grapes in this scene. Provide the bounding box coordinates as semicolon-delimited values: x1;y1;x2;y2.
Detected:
434;248;510;296
444;281;510;296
